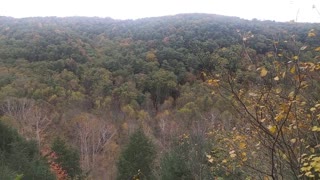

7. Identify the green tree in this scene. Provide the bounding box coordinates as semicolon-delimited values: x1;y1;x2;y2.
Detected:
159;135;215;180
117;129;156;180
159;141;192;180
51;137;82;179
0;120;55;180
144;69;177;110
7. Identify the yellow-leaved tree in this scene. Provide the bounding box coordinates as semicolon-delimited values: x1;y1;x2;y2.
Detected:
207;30;320;179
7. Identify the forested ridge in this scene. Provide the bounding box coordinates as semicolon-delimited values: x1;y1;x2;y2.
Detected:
0;14;320;179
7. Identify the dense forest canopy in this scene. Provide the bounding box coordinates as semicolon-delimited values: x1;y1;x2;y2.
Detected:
0;14;320;179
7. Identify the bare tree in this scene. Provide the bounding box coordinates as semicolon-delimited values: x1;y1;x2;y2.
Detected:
1;98;52;149
71;113;116;172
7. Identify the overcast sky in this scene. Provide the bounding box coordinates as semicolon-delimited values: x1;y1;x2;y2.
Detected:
1;0;320;22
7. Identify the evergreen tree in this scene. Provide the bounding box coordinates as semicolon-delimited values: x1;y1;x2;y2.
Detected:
0;120;55;180
51;137;82;179
117;129;156;180
160;150;193;180
159;137;194;180
159;136;216;180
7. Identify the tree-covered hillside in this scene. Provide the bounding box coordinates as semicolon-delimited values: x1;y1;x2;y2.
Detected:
0;14;320;179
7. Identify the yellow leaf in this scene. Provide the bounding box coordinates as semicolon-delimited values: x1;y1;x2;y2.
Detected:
293;56;299;60
282;153;288;160
230;153;236;158
290;66;296;74
301;166;312;172
301;153;308;158
313;157;320;162
222;159;227;163
301;81;308;88
310;107;316;112
308;154;316;160
310;148;315;153
274;76;280;81
207;79;220;87
311;126;320;132
211;79;220;86
306;172;315;178
238;89;245;97
315;47;320;52
267;52;273;58
260;67;268;77
239;142;246;149
288;91;295;99
248;92;258;97
229;150;236;158
48;94;58;102
275;88;282;94
290;138;297;143
268;125;277;134
275;113;284;122
282;71;286;78
308;32;316;37
264;176;271;180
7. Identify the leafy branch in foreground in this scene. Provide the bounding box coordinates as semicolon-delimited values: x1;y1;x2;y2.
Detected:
207;30;320;179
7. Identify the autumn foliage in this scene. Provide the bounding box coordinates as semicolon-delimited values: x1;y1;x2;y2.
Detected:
0;14;320;179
